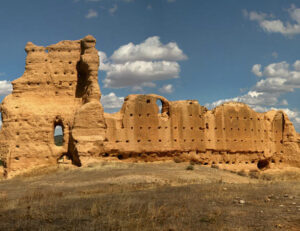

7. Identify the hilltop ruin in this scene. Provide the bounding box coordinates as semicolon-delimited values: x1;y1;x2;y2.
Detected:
0;35;299;178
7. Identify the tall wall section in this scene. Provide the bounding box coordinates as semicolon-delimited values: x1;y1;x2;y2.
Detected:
0;36;106;177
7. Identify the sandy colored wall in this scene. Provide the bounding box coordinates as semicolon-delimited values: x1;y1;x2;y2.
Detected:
0;36;106;177
104;95;300;167
0;35;299;178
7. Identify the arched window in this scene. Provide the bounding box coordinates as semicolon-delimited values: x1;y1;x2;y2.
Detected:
54;124;64;146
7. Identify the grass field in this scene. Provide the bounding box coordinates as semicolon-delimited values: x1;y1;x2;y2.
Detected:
0;161;300;231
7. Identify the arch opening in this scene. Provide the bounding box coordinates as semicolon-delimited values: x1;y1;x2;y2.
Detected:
54;123;64;146
156;98;170;117
156;99;163;114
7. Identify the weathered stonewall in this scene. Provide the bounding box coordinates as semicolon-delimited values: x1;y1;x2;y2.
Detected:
0;36;299;178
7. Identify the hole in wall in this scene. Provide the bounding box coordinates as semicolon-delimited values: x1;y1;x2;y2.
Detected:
257;159;269;170
117;154;123;160
54;124;64;146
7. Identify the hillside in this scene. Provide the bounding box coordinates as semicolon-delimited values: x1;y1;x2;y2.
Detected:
0;161;299;230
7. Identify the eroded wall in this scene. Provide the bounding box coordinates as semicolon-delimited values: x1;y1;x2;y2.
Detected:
104;95;300;168
0;36;106;177
0;36;299;178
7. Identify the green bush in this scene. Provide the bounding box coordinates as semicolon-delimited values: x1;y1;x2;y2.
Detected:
186;165;194;171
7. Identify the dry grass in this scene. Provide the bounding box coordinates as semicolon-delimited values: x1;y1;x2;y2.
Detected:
0;162;300;231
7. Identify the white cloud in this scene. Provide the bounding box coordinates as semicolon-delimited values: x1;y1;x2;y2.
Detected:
0;81;12;96
262;61;290;78
142;82;156;88
206;60;300;131
109;4;118;15
205;91;276;109
244;5;300;36
131;82;156;92
294;60;300;71
101;92;124;109
252;64;262;77
110;36;187;63
280;99;288;106
102;60;180;88
207;60;300;109
86;9;98;19
99;36;187;89
159;84;174;94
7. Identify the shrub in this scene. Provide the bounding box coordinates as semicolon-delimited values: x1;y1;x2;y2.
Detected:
186;165;194;171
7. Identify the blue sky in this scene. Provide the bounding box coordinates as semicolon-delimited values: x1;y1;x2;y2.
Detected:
0;0;300;131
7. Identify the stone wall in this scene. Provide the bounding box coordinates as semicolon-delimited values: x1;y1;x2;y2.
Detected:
0;36;106;177
0;36;299;178
103;95;300;168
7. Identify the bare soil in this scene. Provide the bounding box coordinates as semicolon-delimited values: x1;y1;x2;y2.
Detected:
0;161;300;231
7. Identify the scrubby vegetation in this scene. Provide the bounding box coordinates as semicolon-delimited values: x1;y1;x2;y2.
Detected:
0;162;299;230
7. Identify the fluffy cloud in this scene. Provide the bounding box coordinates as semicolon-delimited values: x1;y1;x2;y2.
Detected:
102;60;180;88
206;60;300;130
132;82;156;92
99;36;187;89
159;84;174;94
0;81;12;96
110;36;187;63
254;61;300;93
101;92;124;109
86;9;98;19
244;5;300;36
252;64;262;77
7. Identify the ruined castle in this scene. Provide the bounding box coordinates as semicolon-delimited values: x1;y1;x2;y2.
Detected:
0;35;299;178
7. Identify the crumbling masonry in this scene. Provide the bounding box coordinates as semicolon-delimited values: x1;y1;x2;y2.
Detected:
0;36;299;177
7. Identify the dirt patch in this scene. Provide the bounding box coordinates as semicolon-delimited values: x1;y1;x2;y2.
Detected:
0;162;299;231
